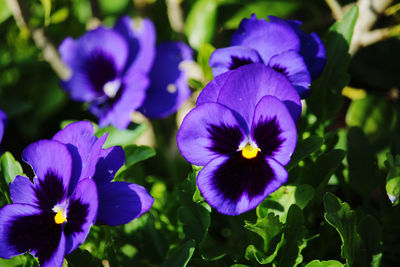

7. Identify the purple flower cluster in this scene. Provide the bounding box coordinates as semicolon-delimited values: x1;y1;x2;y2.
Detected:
177;15;326;215
0;121;153;266
0;110;6;144
59;16;192;129
209;15;326;98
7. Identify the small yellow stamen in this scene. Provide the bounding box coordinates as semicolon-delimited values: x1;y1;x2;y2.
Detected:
241;143;260;159
54;211;67;224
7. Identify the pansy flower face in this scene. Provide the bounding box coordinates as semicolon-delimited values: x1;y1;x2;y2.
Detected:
0;140;98;267
177;65;297;215
52;121;154;226
209;14;326;98
59;16;155;129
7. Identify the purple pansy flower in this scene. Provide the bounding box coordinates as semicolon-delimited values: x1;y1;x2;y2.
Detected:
139;42;193;118
60;16;193;126
209;14;326;98
59;16;155;129
0;140;98;267
177;64;297;215
52;121;153;226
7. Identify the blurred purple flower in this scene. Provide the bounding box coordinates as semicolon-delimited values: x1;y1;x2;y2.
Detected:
177;65;298;215
59;16;193;127
0;140;98;267
0;110;7;143
52;121;153;226
59;17;155;129
139;42;193;118
209;14;326;98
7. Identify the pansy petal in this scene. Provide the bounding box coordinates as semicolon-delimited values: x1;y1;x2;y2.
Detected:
65;178;98;254
269;16;326;78
196;70;231;105
59;28;128;102
52;121;106;193
41;232;66;267
231;14;300;63
0;204;40;258
22;140;72;191
93;146;125;185
209;46;263;76
9;175;36;204
139;42;193;118
216;64;301;127
251;96;297;165
0;204;65;265
197;154;287;215
91;71;149;129
268;50;311;98
114;16;156;74
177;102;246;166
0;109;7;142
96;182;153;226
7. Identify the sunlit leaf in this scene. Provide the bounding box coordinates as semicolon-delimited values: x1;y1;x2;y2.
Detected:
307;6;358;123
184;0;218;50
304;260;344;267
224;0;300;29
323;192;367;266
257;185;315;223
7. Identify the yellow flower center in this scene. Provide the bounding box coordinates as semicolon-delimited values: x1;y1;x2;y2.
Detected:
241;143;260;159
54;210;67;224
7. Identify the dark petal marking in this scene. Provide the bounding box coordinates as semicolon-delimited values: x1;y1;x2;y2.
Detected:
272;64;289;77
64;197;89;237
7;211;62;264
207;123;244;156
229;56;254;70
84;49;117;93
251;116;285;157
212;152;274;201
90;83;125;115
35;170;66;211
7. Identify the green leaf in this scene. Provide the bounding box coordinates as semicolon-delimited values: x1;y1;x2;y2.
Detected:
287;135;324;171
245;213;283;252
245;237;284;264
346;95;397;144
323;192;367;266
224;0;300;29
98;0;130;14
0;0;12;25
0;152;24;203
347;127;382;199
385;153;400;204
178;172;211;243
50;8;69;24
257;185;315;223
276;205;307;267
307;6;358;123
197;43;215;81
184;0;218;50
124;145;155;167
65;249;102;267
162;239;196;267
305;260;344;267
40;0;51;26
95;123;147;148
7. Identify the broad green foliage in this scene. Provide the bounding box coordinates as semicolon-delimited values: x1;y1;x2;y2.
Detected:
223;0;300;29
184;0;218;49
307;6;358;123
385;153;400;205
305;260;344;267
0;152;24;203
